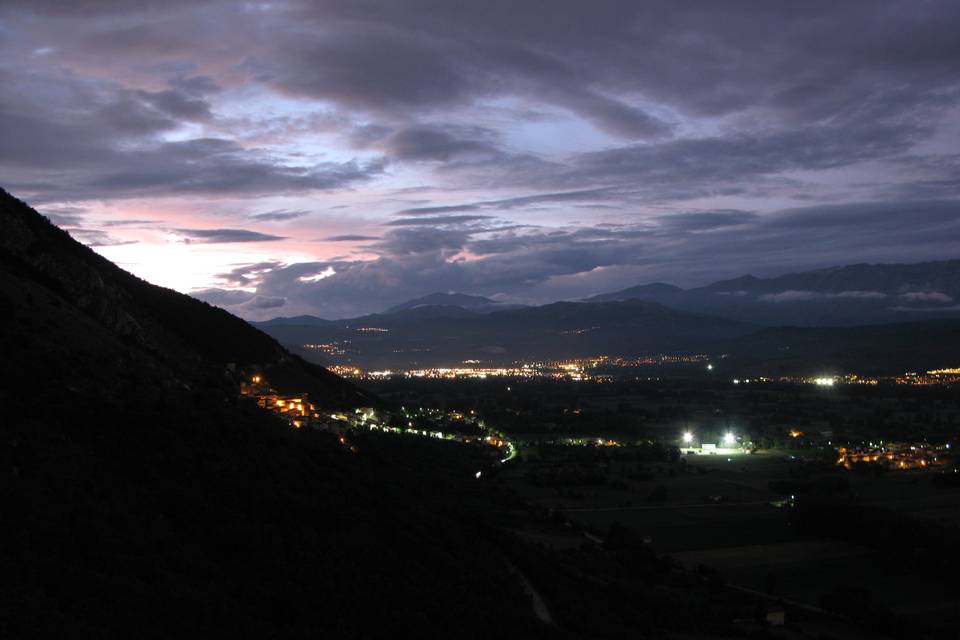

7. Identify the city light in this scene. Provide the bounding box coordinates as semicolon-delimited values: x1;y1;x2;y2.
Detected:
682;431;694;444
723;432;736;446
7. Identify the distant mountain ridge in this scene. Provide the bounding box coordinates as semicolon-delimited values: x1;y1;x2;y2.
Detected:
257;314;332;327
385;292;521;314
253;260;960;368
257;298;752;368
585;259;960;326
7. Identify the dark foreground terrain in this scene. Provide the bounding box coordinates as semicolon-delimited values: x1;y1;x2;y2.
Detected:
4;188;959;639
0;189;546;638
0;189;745;639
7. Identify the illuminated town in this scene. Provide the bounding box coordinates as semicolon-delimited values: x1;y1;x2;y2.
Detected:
241;373;956;479
835;443;947;470
326;357;960;388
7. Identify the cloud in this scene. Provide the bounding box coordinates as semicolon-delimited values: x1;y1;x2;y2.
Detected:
3;1;960;318
67;229;138;247
245;295;286;310
174;228;287;243
360;125;502;162
43;207;85;228
168;74;221;96
384;215;493;226
890;305;960;313
135;88;213;122
213;261;284;287
834;291;889;299
224;198;960;319
191;288;257;307
322;234;379;242
101;219;161;227
249;209;311;222
395;189;614;216
758;290;888;303
899;291;953;302
0;68;386;202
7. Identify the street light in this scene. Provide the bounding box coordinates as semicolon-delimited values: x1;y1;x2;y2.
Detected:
723;432;736;446
682;431;694;445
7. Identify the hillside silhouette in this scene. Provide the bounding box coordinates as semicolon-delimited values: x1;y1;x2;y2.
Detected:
0;189;554;638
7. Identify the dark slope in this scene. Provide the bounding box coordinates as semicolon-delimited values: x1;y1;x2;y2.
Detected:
0;188;371;408
583;282;683;304
260;299;752;368
722;319;960;376
0;189;553;638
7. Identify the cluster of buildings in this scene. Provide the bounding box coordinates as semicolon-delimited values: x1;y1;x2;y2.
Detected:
240;375;360;433
319;354;713;382
239;375;515;462
302;342;348;357
835;442;947;470
325;362;596;381
747;369;960;387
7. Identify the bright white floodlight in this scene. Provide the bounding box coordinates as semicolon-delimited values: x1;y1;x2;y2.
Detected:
723;432;736;446
682;431;694;444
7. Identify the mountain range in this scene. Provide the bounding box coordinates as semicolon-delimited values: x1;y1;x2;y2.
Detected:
385;292;521;314
584;260;960;326
256;299;752;369
255;260;960;373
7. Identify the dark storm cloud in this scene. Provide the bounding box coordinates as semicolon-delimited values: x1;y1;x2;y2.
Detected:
245;295;286;310
174;228;287;243
359;125;502;162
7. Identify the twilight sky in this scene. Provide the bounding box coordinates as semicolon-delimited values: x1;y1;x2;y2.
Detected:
3;1;960;319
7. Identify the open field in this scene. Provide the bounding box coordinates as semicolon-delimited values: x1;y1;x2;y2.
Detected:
368;376;960;637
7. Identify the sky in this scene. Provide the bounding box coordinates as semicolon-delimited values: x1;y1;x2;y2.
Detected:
2;0;960;320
